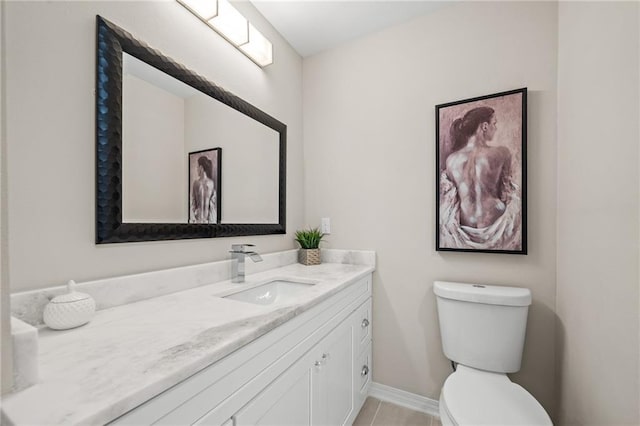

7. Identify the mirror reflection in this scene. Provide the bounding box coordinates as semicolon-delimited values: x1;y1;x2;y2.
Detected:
121;53;279;225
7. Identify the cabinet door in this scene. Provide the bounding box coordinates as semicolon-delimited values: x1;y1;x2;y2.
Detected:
233;350;314;426
325;324;354;426
312;320;354;426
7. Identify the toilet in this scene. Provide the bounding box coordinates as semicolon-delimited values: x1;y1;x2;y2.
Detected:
434;281;552;426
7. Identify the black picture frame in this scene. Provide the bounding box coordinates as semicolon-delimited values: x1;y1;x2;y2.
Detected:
188;148;222;225
96;16;286;243
435;88;527;255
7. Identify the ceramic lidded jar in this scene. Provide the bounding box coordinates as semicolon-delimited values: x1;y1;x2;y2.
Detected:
43;280;96;330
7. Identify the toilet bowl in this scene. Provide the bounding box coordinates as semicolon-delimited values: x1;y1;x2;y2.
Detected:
439;365;552;426
434;281;552;426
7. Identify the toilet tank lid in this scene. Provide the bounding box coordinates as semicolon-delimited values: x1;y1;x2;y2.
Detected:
434;281;532;307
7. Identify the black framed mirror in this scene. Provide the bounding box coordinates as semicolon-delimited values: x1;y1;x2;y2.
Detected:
96;16;286;244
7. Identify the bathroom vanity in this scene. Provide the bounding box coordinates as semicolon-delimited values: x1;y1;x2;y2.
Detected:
3;250;374;425
115;273;371;426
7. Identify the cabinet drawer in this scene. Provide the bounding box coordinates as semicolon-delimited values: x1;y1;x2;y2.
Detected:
353;298;372;355
355;342;372;409
356;345;372;392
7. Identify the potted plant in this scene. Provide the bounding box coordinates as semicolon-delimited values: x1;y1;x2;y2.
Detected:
295;227;325;265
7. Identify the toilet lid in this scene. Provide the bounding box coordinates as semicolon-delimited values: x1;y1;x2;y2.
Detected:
442;366;552;426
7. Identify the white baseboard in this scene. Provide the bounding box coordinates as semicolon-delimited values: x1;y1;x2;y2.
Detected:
369;382;440;418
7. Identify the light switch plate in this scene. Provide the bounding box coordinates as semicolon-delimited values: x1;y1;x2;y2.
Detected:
321;217;331;234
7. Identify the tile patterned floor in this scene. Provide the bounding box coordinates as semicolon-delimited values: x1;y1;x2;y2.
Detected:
353;397;441;426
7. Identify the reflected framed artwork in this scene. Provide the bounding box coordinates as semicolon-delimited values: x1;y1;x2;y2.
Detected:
436;88;527;254
189;148;222;224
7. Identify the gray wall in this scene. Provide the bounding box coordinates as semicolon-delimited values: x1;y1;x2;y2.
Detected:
4;1;304;292
303;1;558;416
556;2;640;424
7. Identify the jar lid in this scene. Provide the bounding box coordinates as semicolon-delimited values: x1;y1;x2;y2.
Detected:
49;280;91;304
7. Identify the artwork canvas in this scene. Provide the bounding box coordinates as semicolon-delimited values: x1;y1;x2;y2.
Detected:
188;148;222;224
436;88;527;254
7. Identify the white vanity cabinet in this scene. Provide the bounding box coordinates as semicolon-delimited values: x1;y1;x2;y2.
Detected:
110;273;373;426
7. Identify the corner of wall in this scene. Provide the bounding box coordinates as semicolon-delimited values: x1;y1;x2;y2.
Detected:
553;0;563;420
556;2;640;423
0;0;14;395
637;4;640;423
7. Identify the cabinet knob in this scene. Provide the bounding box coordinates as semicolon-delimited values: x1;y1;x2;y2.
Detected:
361;318;370;328
361;365;369;377
315;353;330;368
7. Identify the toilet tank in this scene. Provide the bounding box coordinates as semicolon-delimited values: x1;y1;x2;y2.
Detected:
434;281;532;373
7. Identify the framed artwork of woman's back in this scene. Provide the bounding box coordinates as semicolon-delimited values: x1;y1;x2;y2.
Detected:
436;88;527;254
189;147;222;224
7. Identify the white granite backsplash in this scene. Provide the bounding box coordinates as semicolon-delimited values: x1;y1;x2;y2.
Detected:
321;248;376;266
11;248;374;327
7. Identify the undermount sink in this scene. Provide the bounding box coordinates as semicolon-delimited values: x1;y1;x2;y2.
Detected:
224;280;316;305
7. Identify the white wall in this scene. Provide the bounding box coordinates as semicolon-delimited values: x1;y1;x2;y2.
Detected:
303;1;558;415
556;2;640;424
122;75;186;223
4;0;303;292
0;0;13;395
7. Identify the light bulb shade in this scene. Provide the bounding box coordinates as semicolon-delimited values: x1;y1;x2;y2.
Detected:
176;0;273;68
208;0;249;46
240;23;273;67
177;0;217;20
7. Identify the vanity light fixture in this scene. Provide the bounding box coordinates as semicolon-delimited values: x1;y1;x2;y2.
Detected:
208;0;249;46
240;23;273;67
177;0;273;67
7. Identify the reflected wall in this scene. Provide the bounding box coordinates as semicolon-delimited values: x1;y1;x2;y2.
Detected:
122;53;279;225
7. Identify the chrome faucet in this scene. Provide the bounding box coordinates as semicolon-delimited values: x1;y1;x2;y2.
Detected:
230;244;263;283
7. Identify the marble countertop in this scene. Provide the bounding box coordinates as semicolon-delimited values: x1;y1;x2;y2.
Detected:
1;262;374;426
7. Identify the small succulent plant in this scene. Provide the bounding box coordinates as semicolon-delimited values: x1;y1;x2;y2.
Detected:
294;227;325;249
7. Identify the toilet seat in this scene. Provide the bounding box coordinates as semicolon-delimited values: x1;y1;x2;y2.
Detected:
440;365;552;426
